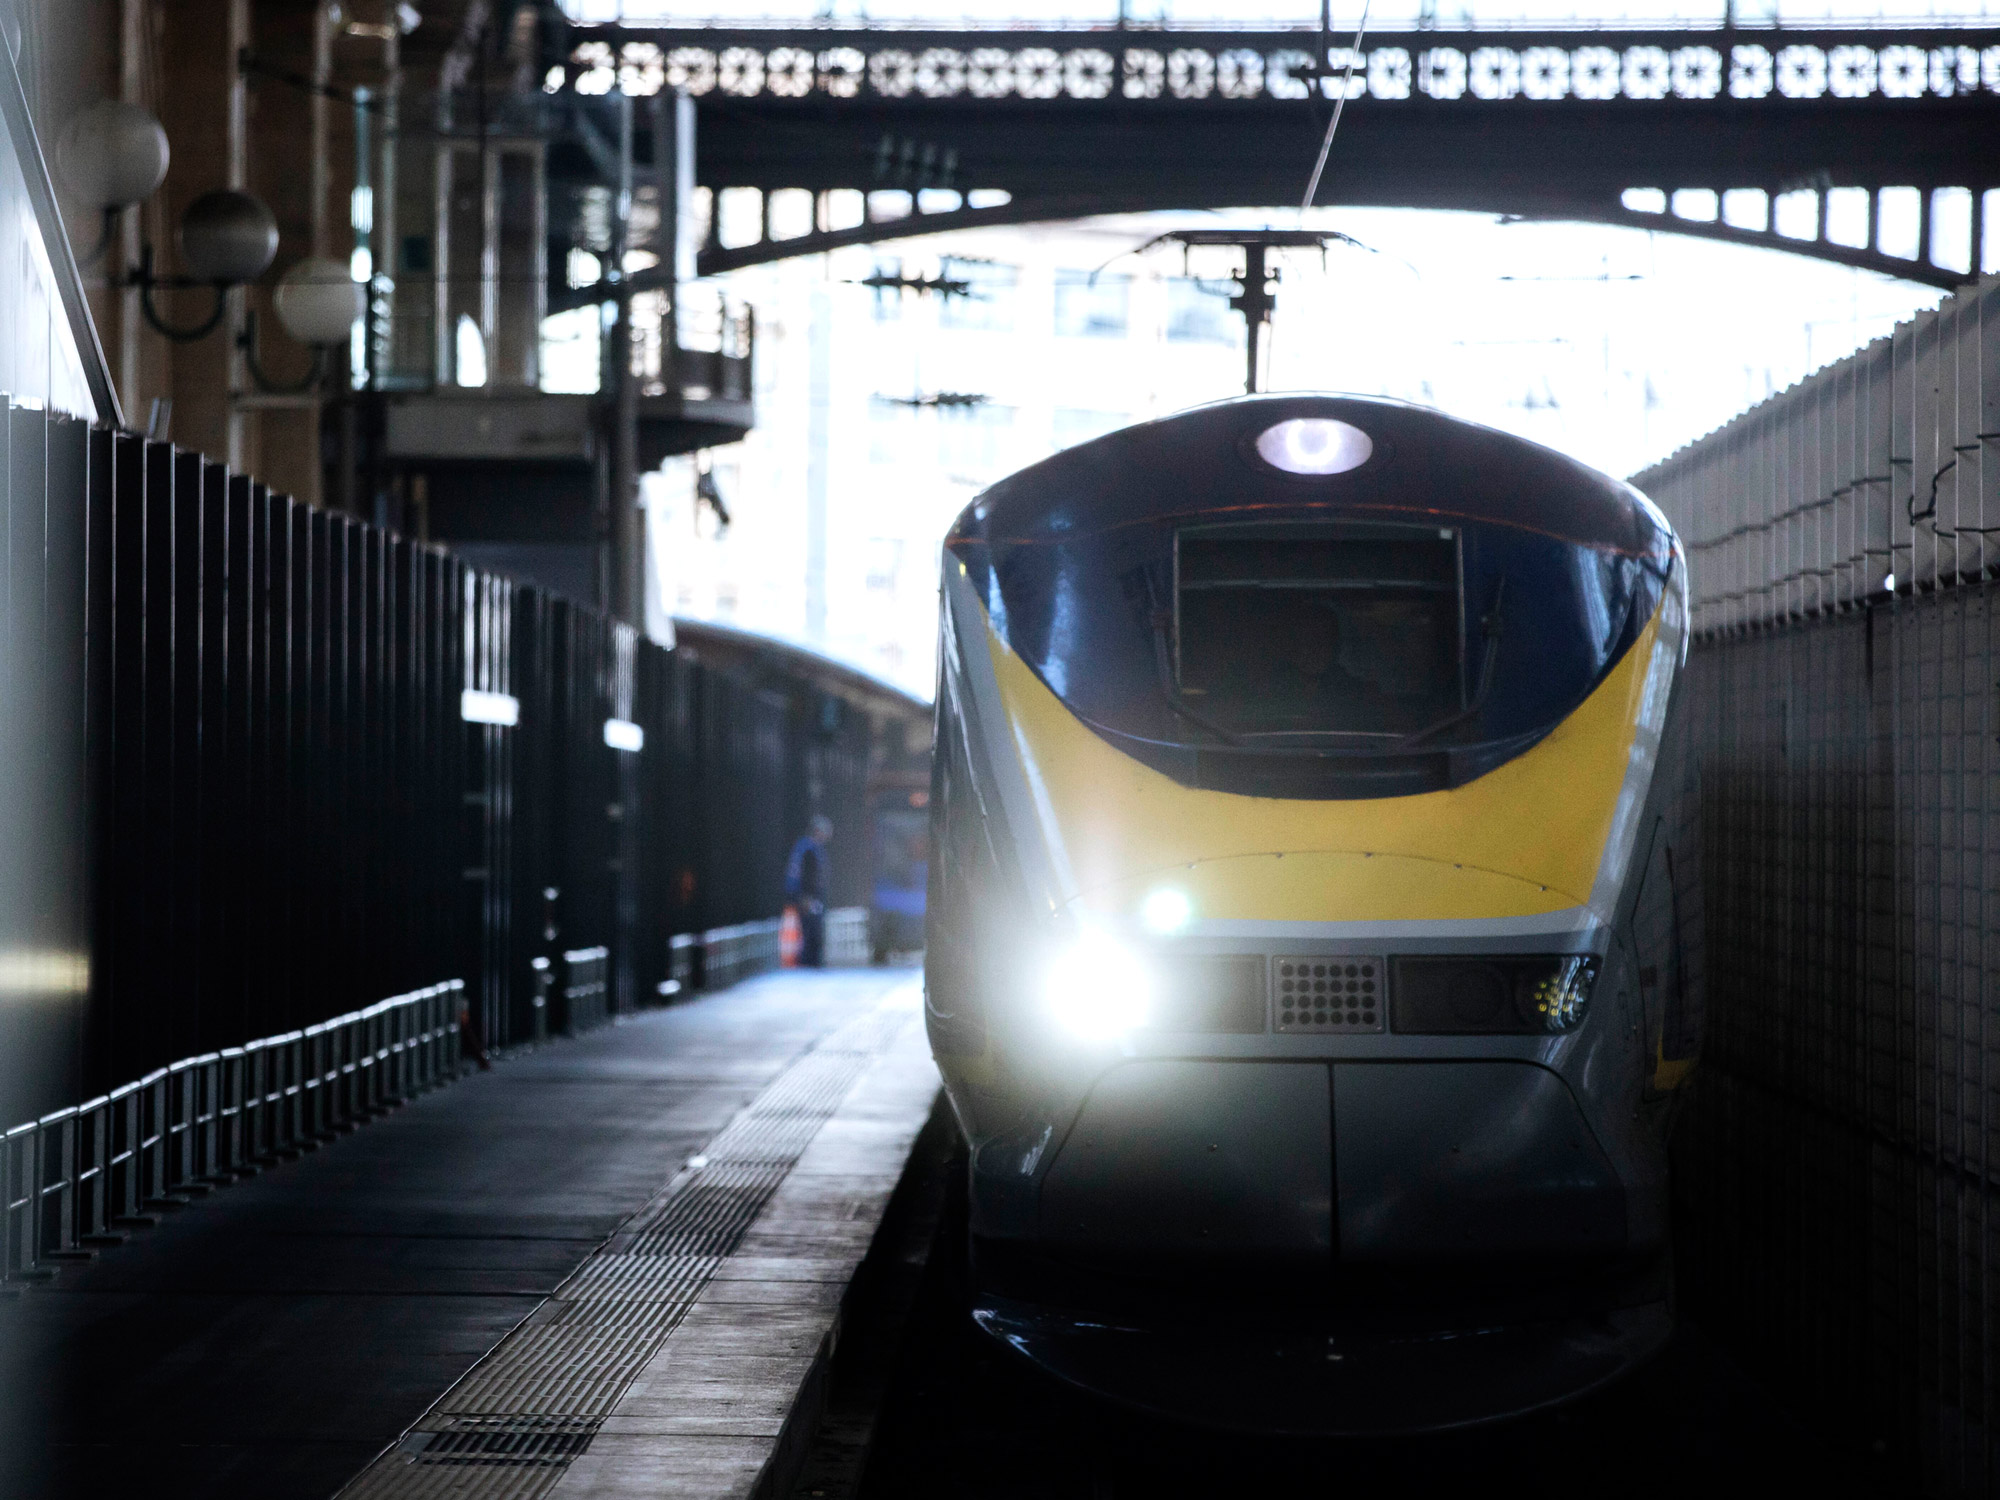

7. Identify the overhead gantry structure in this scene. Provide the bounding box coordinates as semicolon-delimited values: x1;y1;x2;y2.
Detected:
546;24;2000;289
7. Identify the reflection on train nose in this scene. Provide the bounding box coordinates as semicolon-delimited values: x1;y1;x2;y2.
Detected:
1043;932;1153;1040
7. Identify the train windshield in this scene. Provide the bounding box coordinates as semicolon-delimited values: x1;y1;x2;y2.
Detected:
955;510;1670;800
1175;525;1463;743
947;396;1677;799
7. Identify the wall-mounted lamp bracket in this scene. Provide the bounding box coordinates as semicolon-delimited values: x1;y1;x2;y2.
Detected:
129;244;228;343
238;308;327;394
76;206;119;270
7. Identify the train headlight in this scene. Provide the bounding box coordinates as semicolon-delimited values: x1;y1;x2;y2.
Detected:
1254;417;1373;476
1525;956;1595;1031
1044;932;1152;1041
1140;888;1192;935
1390;955;1599;1035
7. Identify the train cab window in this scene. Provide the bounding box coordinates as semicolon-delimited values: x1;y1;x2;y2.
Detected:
1174;525;1463;740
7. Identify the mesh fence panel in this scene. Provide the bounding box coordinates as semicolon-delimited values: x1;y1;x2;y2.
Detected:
1645;273;2000;1495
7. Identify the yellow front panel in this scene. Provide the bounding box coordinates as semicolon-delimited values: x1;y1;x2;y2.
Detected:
985;602;1663;923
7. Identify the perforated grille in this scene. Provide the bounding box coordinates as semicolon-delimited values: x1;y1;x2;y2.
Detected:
1273;958;1383;1033
339;1421;590;1500
334;991;915;1499
410;1424;598;1464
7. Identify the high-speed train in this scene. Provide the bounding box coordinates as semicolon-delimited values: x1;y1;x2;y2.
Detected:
924;394;1704;1433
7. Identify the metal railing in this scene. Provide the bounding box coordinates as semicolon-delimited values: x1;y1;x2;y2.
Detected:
653;908;876;997
826;906;872;966
634;283;755;404
699;919;785;990
3;982;461;1288
668;933;699;994
652;912;880;1004
560;946;611;1034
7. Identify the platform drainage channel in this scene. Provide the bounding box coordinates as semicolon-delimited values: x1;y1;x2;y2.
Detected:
336;992;915;1500
404;1422;600;1466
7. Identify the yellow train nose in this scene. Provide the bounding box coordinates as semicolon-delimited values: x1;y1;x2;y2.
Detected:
1072;849;1585;928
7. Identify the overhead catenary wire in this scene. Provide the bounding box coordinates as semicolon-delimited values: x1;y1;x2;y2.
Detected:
1300;0;1373;220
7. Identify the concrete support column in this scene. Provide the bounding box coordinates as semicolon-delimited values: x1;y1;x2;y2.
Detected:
155;0;235;460
379;13;399;395
610;92;640;628
310;2;331;257
805;286;830;643
225;0;247;470
118;0;144;423
652;89;693;386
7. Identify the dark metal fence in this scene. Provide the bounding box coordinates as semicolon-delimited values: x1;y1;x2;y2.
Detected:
0;395;929;1137
1639;274;2000;1495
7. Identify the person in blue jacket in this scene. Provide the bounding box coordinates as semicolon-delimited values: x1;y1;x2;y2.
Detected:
785;815;833;967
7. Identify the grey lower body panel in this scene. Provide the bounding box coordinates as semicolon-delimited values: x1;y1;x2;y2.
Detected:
973;1295;1673;1435
1037;1057;1625;1262
1333;1060;1627;1259
1038;1060;1334;1259
975;1056;1658;1431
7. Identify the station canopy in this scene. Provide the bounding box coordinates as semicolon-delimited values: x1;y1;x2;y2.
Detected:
560;0;2000;30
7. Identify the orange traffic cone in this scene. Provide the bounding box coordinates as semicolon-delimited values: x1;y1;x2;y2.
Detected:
780;905;803;967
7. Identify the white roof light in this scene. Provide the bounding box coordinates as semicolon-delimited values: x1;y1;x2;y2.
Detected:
1255;417;1373;477
460;689;520;727
603;718;645;752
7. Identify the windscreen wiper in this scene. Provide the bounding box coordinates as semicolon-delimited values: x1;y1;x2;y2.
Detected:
1391;576;1507;754
1141;574;1241;747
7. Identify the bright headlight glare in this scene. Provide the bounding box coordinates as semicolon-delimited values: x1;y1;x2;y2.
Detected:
1255;417;1373;476
1044;933;1151;1040
1140;887;1192;934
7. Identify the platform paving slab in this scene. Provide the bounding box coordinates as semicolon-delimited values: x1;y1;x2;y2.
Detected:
0;967;916;1500
327;979;940;1500
555;1032;942;1499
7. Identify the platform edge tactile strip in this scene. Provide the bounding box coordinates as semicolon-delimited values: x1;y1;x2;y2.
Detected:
333;983;933;1500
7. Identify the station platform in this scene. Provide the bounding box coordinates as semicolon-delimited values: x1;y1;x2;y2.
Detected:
1;967;937;1500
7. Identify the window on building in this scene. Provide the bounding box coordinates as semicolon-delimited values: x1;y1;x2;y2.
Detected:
454;313;489;386
868;396;913;464
1053;270;1129;338
1052;408;1128;451
939;258;1017;332
938;403;1016;473
865;537;905;593
1167;278;1237;344
871;258;902;322
539;307;601;394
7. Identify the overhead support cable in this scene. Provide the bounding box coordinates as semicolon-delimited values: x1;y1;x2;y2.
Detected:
1300;0;1372;218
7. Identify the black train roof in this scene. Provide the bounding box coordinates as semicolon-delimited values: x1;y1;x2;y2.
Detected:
948;394;1673;561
